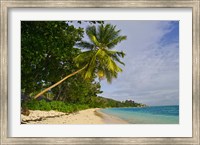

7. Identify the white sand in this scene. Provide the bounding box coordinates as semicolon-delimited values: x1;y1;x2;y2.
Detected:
23;108;127;124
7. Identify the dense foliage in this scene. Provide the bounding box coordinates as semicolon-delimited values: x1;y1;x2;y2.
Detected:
22;99;89;113
21;21;145;113
21;21;101;102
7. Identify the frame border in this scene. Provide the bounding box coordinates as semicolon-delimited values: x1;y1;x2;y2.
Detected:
1;0;199;144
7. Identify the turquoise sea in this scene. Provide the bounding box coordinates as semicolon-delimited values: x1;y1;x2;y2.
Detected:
100;105;179;124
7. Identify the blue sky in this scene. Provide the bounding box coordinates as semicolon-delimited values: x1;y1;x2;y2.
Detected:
73;21;179;106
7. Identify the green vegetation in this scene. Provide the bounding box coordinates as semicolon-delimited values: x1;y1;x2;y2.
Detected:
34;23;127;99
86;96;146;108
21;21;101;102
22;99;89;113
21;21;144;113
22;98;144;113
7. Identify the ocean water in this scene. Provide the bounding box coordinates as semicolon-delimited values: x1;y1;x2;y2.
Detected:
100;105;179;124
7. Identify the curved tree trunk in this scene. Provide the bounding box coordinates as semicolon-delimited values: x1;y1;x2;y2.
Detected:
34;65;87;99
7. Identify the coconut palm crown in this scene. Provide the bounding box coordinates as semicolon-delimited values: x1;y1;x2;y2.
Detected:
74;24;127;83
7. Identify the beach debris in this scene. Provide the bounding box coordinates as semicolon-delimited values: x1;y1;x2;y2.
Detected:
21;110;66;123
21;108;30;116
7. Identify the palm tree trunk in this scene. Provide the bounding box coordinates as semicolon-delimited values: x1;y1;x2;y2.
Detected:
34;65;87;99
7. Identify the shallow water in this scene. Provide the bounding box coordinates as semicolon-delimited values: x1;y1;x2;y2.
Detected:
100;105;179;124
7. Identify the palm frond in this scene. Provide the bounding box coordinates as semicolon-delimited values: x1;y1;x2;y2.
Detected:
83;49;101;80
106;56;123;72
74;50;94;67
107;36;127;49
98;24;119;45
104;67;118;83
104;49;126;65
86;26;101;47
96;49;123;83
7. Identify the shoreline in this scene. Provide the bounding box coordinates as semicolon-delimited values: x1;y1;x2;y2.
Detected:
22;108;128;124
95;109;128;124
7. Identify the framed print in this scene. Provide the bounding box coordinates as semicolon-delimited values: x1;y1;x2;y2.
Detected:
0;0;199;145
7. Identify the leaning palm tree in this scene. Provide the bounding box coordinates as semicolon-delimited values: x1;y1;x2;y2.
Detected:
34;24;127;99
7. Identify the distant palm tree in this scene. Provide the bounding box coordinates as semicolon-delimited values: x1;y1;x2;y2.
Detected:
34;24;127;99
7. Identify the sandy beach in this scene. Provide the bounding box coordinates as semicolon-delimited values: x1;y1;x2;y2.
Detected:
22;108;128;124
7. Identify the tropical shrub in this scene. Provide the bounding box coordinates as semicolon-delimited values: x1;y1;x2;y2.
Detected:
22;99;89;113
